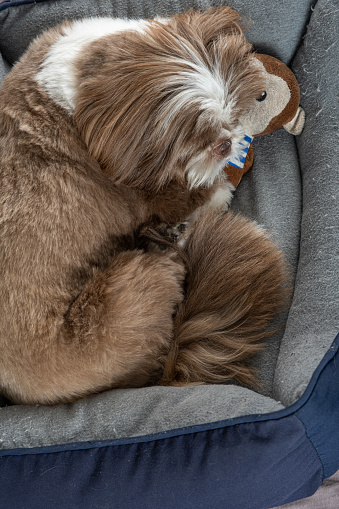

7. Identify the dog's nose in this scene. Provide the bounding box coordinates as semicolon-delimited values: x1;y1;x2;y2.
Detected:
213;138;232;160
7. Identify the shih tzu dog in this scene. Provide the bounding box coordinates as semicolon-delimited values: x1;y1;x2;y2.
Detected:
0;7;287;404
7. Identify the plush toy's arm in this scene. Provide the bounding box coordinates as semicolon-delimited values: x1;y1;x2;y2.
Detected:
226;165;243;188
242;143;254;175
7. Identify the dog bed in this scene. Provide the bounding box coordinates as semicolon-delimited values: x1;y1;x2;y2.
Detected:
0;0;338;507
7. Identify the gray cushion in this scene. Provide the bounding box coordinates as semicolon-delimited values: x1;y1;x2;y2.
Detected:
0;0;314;64
274;0;339;406
0;385;284;449
0;52;10;83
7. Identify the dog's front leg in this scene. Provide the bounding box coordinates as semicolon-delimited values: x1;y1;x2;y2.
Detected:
138;179;234;248
141;180;232;224
187;179;235;224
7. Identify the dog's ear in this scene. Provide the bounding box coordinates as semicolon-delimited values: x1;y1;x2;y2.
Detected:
169;6;246;48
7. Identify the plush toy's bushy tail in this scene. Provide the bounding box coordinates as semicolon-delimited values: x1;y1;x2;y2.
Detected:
160;210;289;387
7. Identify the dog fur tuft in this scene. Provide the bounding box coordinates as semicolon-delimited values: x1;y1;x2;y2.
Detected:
160;210;289;387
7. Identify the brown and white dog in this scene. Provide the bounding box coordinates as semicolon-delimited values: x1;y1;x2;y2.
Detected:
0;7;287;404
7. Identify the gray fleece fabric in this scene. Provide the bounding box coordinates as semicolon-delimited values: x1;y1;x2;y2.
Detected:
0;52;10;84
0;0;314;65
274;0;339;406
0;385;284;449
0;0;338;451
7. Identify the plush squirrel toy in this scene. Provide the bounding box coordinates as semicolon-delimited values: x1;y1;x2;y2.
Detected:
226;54;305;187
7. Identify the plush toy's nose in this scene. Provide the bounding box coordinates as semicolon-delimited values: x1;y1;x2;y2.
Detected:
213;138;232;160
283;106;306;135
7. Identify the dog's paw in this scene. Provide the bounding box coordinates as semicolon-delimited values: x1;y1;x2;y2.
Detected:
207;182;234;212
139;222;190;251
158;221;190;248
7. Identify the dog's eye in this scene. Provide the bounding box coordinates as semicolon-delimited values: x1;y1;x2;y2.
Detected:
257;91;267;102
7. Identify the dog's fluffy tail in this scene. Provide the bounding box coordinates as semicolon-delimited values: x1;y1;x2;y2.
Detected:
160;210;289;387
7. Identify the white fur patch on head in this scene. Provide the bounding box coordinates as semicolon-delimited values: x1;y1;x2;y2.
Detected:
158;38;237;134
167;57;225;115
35;18;151;112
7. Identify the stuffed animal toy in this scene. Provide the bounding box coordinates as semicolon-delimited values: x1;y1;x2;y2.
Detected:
226;54;305;187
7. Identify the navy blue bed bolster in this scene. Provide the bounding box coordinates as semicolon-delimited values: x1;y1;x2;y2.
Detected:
0;0;47;12
0;333;337;509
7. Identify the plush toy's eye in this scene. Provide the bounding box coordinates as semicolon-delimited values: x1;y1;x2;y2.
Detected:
257;91;267;102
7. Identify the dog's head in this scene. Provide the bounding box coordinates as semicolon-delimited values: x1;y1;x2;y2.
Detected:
74;7;266;191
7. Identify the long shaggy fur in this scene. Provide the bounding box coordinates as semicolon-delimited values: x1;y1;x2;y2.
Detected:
0;7;287;405
74;9;265;191
160;210;288;387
